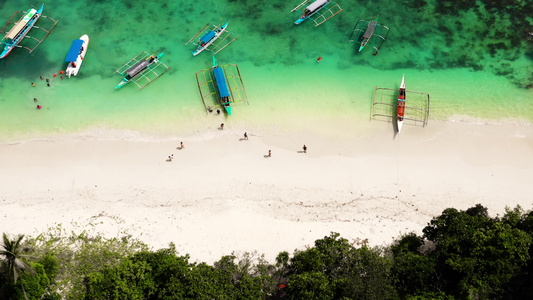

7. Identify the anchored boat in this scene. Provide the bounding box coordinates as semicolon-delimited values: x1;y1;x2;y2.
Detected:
191;21;228;56
294;0;329;25
291;0;342;27
397;75;406;133
65;34;89;78
195;57;248;115
347;14;390;55
212;56;231;115
115;52;165;90
0;4;43;59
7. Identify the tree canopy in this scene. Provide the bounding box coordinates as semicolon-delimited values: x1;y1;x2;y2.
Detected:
2;204;533;299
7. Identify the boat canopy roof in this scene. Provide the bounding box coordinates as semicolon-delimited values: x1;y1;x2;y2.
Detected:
307;0;329;13
5;8;37;40
200;31;216;43
65;39;84;62
126;60;150;78
213;67;230;98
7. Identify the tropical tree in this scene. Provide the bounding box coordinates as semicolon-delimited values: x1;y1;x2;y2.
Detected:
0;233;33;300
422;204;532;298
286;232;398;299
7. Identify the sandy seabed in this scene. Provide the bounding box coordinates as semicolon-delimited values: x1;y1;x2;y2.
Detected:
1;118;532;264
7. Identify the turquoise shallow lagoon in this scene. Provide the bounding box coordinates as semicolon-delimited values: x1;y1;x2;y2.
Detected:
0;0;532;141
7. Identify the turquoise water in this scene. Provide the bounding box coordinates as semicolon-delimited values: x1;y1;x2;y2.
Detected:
0;0;532;141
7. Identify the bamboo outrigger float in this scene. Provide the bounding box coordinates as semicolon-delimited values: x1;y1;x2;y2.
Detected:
291;0;343;27
347;15;389;55
0;3;58;59
195;56;248;115
186;21;237;56
372;76;430;133
113;51;170;90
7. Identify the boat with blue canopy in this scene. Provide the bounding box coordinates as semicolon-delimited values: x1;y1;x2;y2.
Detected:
186;21;237;56
195;56;248;115
114;51;170;90
0;3;57;59
212;56;232;115
65;34;89;78
290;0;342;27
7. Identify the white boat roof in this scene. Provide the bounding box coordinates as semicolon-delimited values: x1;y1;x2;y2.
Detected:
307;0;329;12
5;9;36;40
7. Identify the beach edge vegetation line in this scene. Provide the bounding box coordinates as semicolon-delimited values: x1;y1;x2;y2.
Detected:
1;204;533;299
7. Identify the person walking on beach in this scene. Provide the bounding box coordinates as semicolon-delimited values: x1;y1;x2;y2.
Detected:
268;150;271;157
180;141;184;149
220;123;224;130
244;132;248;140
303;145;307;153
316;56;322;63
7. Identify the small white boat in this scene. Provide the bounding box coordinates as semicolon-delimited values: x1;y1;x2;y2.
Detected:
65;34;89;78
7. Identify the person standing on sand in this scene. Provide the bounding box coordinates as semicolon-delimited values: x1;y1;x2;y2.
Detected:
303;145;307;153
221;123;224;130
180;141;184;149
268;150;271;157
244;132;248;140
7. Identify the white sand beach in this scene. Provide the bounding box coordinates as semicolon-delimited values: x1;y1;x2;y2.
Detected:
1;118;532;264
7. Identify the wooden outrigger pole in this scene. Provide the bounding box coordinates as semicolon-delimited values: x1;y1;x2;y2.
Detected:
23;15;58;53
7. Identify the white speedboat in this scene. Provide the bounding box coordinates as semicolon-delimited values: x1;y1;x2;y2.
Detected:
65;34;89;77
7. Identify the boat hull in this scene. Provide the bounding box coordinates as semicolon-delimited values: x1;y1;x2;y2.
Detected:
65;34;89;78
397;74;406;133
192;22;228;56
115;78;129;90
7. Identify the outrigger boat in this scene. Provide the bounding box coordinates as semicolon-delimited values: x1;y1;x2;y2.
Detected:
195;57;248;115
186;21;237;56
372;77;430;131
192;21;227;56
397;75;406;133
114;51;170;90
291;0;342;27
65;34;89;78
212;56;232;115
0;4;43;59
347;15;390;55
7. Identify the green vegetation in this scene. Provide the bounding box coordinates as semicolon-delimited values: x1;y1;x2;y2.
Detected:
1;204;533;299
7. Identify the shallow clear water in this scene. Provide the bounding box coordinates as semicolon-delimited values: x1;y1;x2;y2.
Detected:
0;0;532;141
